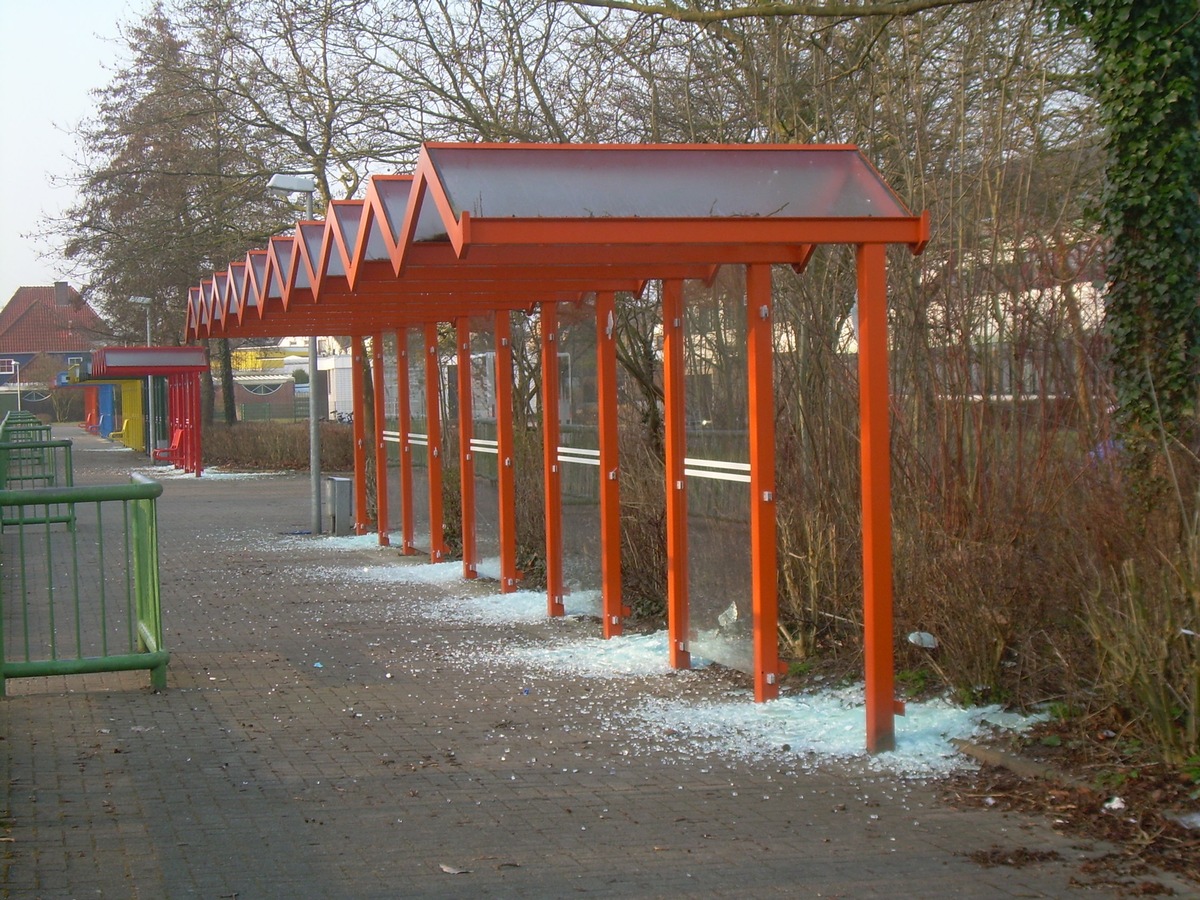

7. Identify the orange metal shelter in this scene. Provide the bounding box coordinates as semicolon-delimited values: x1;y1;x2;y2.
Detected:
186;143;927;753
88;347;208;476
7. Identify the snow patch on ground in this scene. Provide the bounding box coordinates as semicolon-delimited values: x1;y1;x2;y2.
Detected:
134;465;291;480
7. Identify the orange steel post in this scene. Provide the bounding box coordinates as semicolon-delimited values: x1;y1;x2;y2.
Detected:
424;322;446;561
857;243;897;753
396;329;416;555
189;374;203;476
168;378;178;467
193;374;203;475
351;335;369;534
494;309;518;592
372;334;390;546
746;265;781;702
540;303;566;616
662;280;691;669
170;378;180;467
595;291;625;638
456;318;478;578
179;377;189;473
177;377;187;471
171;378;179;467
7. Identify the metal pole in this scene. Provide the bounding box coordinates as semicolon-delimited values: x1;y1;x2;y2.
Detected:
857;243;897;754
15;363;20;411
146;309;154;454
306;190;322;534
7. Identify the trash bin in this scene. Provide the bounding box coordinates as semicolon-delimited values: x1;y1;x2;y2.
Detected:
326;476;353;535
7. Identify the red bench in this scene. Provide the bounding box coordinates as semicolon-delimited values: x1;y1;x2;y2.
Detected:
152;428;183;463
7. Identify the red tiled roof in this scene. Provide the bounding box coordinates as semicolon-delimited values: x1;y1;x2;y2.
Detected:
0;286;112;353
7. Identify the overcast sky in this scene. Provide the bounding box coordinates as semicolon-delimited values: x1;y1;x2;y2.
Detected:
0;0;140;305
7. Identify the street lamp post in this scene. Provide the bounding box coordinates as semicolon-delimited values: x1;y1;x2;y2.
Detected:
268;173;322;535
130;296;154;454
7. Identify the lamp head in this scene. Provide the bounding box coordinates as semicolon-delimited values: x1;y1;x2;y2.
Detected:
267;173;316;194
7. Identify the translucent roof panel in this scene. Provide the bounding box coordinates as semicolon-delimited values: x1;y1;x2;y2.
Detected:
423;144;912;225
268;240;292;299
363;213;390;261
373;176;413;242
246;252;267;308
228;264;246;306
296;224;323;289
326;202;360;277
211;274;228;319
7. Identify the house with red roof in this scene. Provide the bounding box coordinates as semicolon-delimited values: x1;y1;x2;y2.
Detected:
0;283;112;415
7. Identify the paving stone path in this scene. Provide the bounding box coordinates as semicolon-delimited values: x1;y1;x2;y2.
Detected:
1;427;1192;898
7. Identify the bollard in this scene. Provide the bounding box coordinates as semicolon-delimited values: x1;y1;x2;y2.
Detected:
325;476;353;536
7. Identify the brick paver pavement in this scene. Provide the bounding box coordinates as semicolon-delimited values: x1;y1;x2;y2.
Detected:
1;428;1193;898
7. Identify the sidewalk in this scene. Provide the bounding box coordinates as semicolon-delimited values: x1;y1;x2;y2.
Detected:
0;427;1190;898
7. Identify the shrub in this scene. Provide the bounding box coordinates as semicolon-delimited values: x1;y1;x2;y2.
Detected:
202;421;354;471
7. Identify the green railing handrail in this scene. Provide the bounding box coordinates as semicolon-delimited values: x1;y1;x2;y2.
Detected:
0;415;52;436
0;473;168;693
0;411;43;429
0;428;55;449
0;438;71;450
0;475;161;507
0;439;75;519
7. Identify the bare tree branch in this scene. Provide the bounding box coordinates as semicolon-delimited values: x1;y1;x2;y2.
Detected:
562;0;996;25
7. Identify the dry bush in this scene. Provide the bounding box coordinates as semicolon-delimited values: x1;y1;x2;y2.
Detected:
1088;550;1200;765
775;427;1102;709
1084;455;1200;764
512;426;547;588
618;429;668;622
202;422;354;471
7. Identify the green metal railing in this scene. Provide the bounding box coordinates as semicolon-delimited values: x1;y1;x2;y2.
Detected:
0;413;56;482
0;437;73;486
0;441;76;530
0;411;51;441
0;475;168;693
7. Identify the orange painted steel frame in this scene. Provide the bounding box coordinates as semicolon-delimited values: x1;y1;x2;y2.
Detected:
594;293;626;636
185;144;932;754
662;281;690;670
456;318;478;579
494;310;518;592
747;265;783;701
372;335;390;547
857;244;899;753
396;333;417;555
540;304;566;617
423;323;446;561
351;336;369;534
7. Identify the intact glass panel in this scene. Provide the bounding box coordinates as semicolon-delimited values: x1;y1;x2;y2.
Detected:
470;315;501;574
406;327;432;553
380;333;402;544
557;298;603;617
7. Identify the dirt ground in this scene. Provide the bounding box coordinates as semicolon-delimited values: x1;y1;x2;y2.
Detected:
942;717;1200;894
